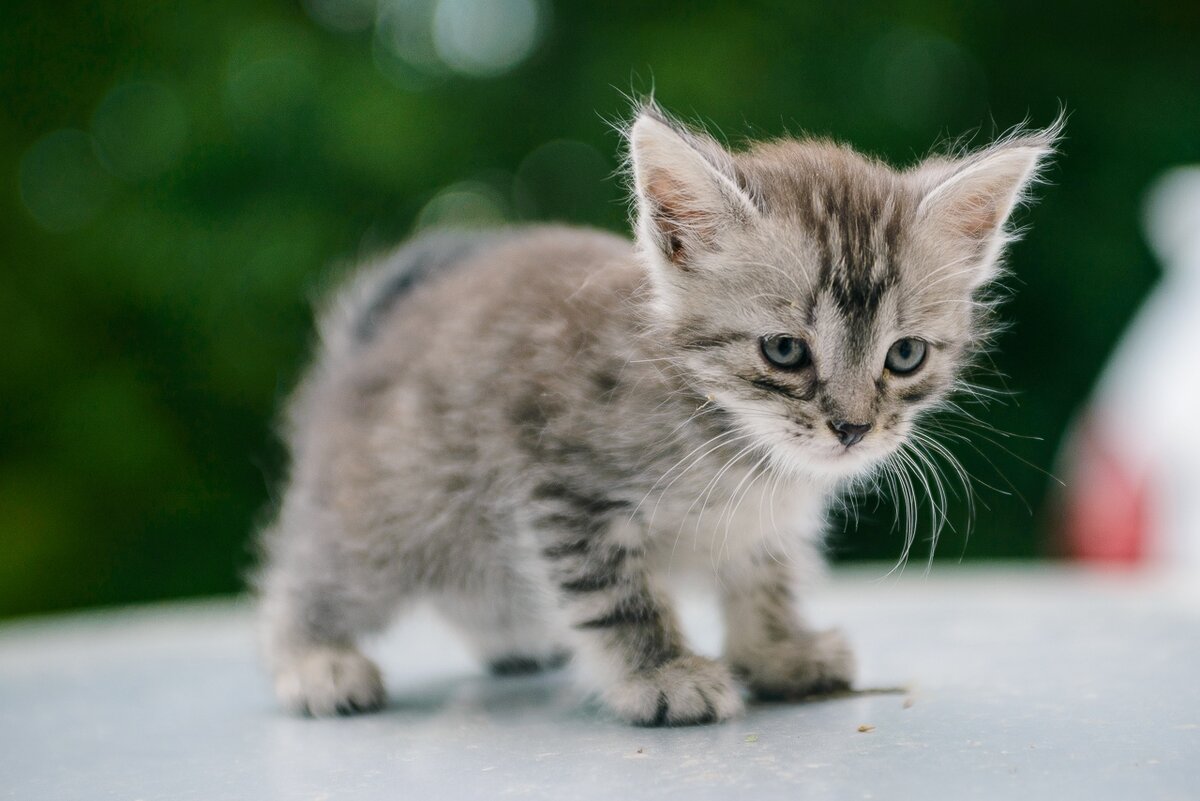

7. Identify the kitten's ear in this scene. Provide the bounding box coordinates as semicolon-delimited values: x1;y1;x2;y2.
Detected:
628;107;758;270
915;121;1062;286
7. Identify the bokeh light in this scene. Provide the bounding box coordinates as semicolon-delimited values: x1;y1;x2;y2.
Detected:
432;0;542;78
415;180;510;229
224;24;317;135
369;0;542;85
303;0;378;33
373;0;446;87
18;129;113;232
863;27;987;132
91;81;188;182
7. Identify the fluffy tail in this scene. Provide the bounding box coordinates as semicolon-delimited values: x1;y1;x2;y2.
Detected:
313;230;494;364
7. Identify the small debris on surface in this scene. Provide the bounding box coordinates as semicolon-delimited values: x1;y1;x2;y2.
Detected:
636;748;643;754
857;724;876;733
744;734;759;743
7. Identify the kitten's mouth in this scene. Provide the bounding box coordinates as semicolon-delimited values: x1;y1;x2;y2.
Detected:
786;434;894;479
828;441;874;461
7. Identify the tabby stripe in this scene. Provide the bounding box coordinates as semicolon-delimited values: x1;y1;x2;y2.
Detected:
746;375;802;399
559;573;622;593
531;481;632;516
896;384;935;403
534;512;591;531
541;539;591;559
574;601;659;629
680;332;750;351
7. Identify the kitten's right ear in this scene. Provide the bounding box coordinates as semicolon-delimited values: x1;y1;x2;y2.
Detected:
628;107;758;270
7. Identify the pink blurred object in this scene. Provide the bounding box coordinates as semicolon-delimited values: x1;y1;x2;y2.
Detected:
1058;166;1200;566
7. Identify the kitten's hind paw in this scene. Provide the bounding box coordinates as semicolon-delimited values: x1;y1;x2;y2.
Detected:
273;646;386;717
733;628;857;701
606;655;744;726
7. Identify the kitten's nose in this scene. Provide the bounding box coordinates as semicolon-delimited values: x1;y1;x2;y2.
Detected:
828;420;872;447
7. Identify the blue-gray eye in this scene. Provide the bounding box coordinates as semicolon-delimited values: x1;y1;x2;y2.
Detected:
760;335;810;369
885;338;927;374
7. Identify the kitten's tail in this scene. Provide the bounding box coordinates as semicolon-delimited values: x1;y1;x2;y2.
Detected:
313;230;492;364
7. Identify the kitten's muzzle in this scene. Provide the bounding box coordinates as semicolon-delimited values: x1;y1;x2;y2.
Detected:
828;420;872;447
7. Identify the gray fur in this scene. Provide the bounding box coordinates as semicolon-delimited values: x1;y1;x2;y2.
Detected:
352;231;495;345
256;103;1058;725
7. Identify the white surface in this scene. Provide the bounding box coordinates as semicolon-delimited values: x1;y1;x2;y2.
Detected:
1;567;1197;800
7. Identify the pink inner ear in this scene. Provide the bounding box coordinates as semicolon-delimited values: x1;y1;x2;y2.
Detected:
952;187;1005;242
644;169;721;265
926;146;1047;246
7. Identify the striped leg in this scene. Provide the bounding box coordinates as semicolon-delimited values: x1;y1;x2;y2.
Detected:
533;501;742;726
721;555;855;700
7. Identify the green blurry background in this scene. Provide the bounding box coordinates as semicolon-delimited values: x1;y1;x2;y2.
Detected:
2;1;1197;619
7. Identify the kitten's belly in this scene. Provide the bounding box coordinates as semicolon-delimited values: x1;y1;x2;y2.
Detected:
644;470;827;577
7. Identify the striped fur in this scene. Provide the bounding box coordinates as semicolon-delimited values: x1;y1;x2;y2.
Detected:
256;104;1058;725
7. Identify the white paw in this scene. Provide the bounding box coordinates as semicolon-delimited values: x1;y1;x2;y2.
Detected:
732;628;856;700
605;655;744;726
273;646;386;717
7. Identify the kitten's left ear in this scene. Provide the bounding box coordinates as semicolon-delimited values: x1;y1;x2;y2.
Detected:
628;105;759;271
915;120;1062;286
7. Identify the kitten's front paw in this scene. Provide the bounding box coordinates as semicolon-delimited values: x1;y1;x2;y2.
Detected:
606;655;744;726
273;646;386;717
732;628;856;701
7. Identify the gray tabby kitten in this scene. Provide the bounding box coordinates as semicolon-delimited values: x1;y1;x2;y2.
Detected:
257;104;1057;726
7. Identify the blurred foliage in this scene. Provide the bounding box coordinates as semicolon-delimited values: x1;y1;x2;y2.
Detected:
1;0;1198;618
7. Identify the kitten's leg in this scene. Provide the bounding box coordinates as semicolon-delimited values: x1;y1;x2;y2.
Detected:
537;515;743;726
435;579;571;676
258;506;397;717
721;554;856;700
260;573;394;716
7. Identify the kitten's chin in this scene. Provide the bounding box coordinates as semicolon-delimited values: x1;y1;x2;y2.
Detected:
773;439;895;483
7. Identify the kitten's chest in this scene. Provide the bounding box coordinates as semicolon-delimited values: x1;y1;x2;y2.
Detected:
640;464;827;573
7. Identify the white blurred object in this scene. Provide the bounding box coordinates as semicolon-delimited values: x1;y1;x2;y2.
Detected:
1058;166;1200;565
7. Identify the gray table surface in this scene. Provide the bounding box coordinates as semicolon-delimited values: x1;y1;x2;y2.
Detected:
1;566;1197;800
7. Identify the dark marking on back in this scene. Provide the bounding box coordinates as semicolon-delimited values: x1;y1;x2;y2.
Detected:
354;232;493;344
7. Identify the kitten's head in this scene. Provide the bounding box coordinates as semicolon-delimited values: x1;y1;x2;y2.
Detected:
627;104;1059;481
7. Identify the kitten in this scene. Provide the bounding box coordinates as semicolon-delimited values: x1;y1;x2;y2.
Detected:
256;103;1058;725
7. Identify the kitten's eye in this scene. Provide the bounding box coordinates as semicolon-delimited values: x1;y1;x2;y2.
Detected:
885;338;927;374
760;335;811;369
